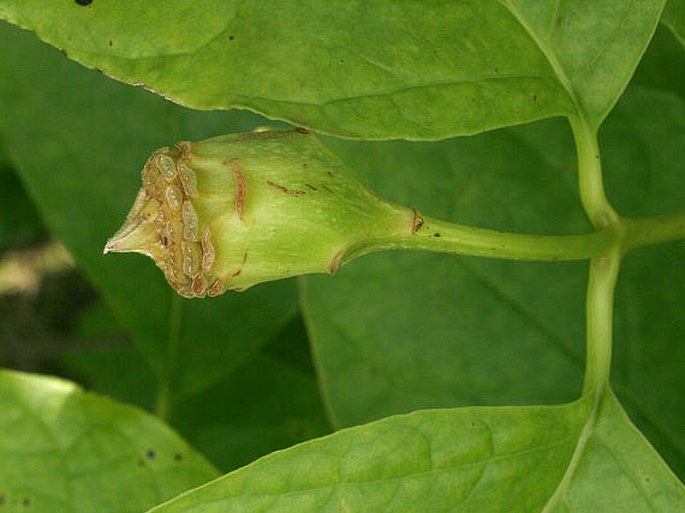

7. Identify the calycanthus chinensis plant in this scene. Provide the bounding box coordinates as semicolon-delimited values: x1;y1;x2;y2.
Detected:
0;0;684;512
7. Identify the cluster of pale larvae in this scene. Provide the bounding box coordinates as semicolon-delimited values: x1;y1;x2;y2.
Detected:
106;142;224;298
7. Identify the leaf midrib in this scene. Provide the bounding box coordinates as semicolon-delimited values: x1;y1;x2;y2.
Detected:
497;0;580;117
541;393;599;512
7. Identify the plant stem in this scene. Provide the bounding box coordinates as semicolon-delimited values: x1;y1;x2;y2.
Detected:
364;215;618;262
570;117;622;396
583;250;621;396
570;117;619;229
155;294;183;421
623;212;685;252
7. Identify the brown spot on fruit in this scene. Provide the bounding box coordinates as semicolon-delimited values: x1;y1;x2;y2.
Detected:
207;279;225;297
328;250;345;275
411;209;424;234
232;160;247;220
201;226;215;272
266;180;305;196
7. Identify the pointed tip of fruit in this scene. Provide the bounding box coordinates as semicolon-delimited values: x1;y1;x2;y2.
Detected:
103;217;158;258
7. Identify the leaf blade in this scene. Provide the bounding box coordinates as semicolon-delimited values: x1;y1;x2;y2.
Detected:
0;1;663;139
662;0;685;46
148;400;592;513
0;369;219;513
146;392;685;512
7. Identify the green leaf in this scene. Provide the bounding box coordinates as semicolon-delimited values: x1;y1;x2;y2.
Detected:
0;22;298;403
663;0;685;46
147;392;684;512
303;85;685;476
546;391;685;512
0;164;46;249
497;0;665;129
302;87;685;477
632;24;685;99
62;306;331;473
171;315;331;473
601;87;685;478
0;369;219;513
304;120;590;428
0;1;663;139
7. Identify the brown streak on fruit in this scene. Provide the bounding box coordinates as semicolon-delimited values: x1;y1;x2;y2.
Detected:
192;274;207;297
232;160;247;220
412;209;424;235
207;279;225;297
266;180;305;196
201;226;215;272
328;250;345;275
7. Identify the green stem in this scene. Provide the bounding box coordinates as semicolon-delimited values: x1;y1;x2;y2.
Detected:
155;294;183;421
570;117;619;229
622;212;685;252
570;117;622;396
363;215;618;262
583;250;621;395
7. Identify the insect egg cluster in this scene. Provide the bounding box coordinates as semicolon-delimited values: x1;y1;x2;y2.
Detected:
125;146;224;298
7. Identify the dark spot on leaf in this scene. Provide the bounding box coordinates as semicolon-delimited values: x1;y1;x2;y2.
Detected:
493;67;498;73
174;453;183;462
94;67;103;74
432;233;441;237
22;497;30;507
75;0;93;5
302;162;309;169
532;94;537;102
108;39;113;47
228;35;235;41
326;171;334;177
305;183;318;191
339;58;345;64
146;449;156;460
296;127;310;134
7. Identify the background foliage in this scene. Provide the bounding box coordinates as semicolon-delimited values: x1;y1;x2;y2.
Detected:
0;1;684;511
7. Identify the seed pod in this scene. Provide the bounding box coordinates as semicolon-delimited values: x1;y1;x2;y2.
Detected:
104;129;415;298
